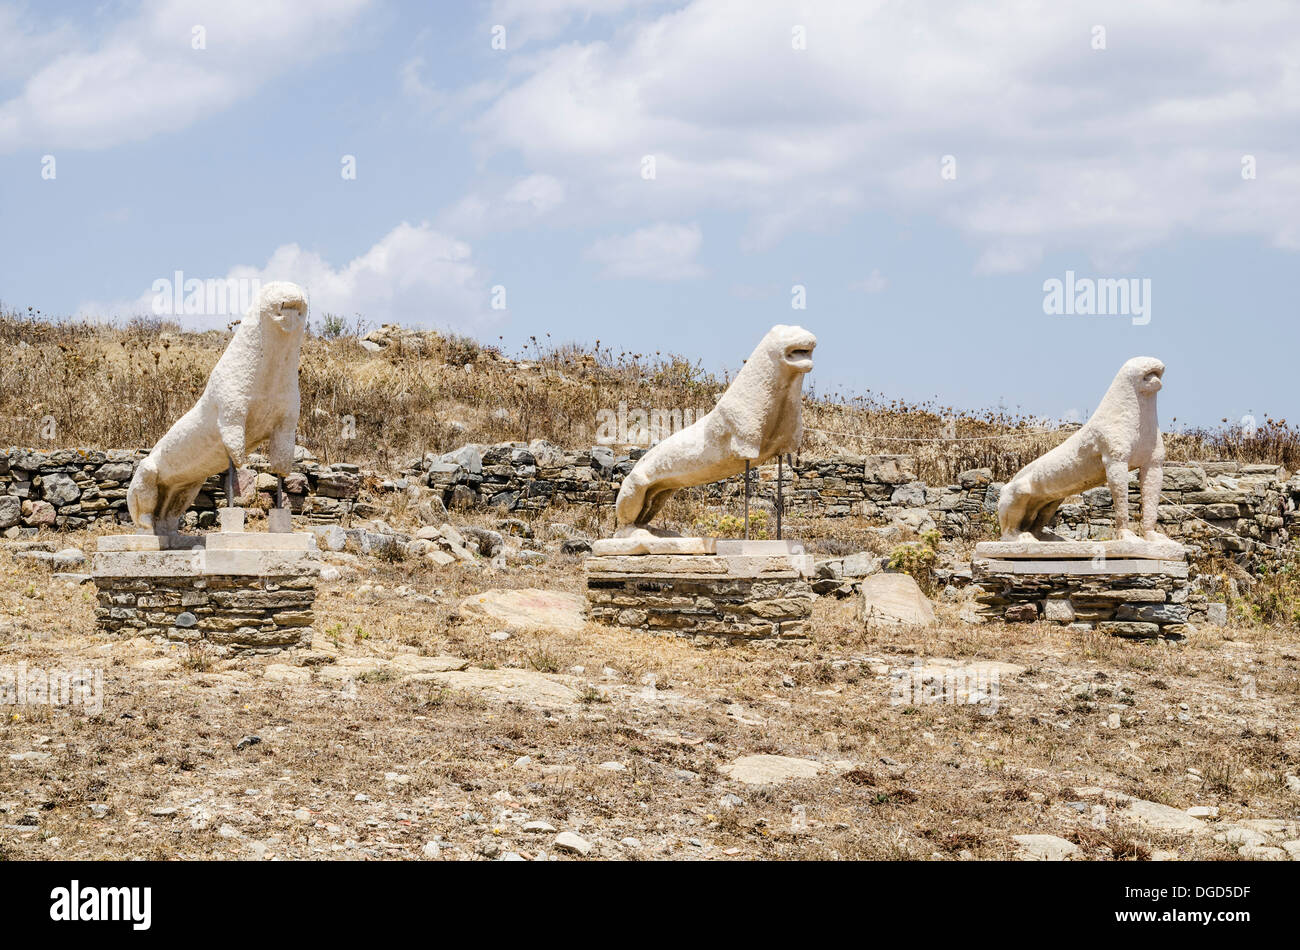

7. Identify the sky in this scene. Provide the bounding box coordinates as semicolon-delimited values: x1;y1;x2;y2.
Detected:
1;0;1297;428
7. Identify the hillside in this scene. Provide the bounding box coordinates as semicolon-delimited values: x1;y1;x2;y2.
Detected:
3;309;1298;483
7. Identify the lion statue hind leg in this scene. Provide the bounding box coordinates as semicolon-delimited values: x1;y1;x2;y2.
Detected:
1026;498;1066;540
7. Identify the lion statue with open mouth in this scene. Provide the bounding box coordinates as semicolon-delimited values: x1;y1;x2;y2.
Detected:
997;356;1169;543
614;324;816;534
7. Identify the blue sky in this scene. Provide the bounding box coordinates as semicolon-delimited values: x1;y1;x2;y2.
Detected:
2;0;1297;427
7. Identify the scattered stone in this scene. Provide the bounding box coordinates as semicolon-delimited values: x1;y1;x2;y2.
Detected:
554;831;593;856
8;751;51;764
1117;797;1208;836
1013;834;1080;861
1238;845;1288;861
52;548;87;570
265;664;311;684
860;573;936;628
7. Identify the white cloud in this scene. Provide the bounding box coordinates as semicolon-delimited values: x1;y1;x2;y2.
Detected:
0;5;77;82
439;173;567;235
400;55;448;112
585;222;704;280
486;0;675;47
730;282;782;300
79;222;491;330
400;54;503;120
0;0;373;153
850;269;887;293
471;0;1300;269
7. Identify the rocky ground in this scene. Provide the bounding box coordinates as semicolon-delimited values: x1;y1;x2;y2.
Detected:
1;521;1298;862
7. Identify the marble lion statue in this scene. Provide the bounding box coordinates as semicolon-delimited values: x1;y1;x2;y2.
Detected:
997;356;1170;543
127;282;309;536
614;324;816;533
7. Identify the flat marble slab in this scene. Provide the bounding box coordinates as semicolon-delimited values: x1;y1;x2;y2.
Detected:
92;547;320;578
205;532;316;552
973;558;1189;578
586;552;814;579
97;532;316;553
714;539;808;556
591;536;717;556
96;534;164;552
974;539;1187;561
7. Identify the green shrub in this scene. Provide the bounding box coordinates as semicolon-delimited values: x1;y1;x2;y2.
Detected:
888;531;941;594
695;509;769;539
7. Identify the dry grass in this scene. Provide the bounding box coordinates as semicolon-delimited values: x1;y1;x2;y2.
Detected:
1;516;1297;861
4;308;1299;482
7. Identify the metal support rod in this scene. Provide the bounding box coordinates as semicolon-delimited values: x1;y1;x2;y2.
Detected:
225;459;237;508
776;454;784;540
276;474;286;510
744;459;751;540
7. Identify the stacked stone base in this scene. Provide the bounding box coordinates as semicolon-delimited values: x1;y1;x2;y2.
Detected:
94;573;315;653
585;551;814;645
970;547;1192;638
91;530;319;655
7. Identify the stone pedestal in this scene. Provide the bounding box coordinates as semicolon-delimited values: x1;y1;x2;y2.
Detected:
91;530;320;654
970;539;1192;638
584;540;814;645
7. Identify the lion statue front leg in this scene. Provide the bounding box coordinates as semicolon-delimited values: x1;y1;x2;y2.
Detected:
1139;461;1172;543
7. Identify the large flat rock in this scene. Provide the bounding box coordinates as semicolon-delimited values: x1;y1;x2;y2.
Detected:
861;573;936;628
1013;834;1080;861
719;754;823;785
458;587;588;633
420;667;584;706
1116;797;1209;836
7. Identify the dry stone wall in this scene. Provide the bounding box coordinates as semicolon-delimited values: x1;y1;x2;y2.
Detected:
7;443;1296;559
0;448;362;535
403;443;1297;556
